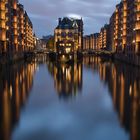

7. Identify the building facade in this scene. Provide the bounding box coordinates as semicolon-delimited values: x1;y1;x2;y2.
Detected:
0;0;7;54
24;12;35;52
0;0;35;61
98;24;110;50
83;0;140;65
109;0;140;54
83;33;100;51
54;17;83;55
108;0;140;65
83;25;109;52
83;35;90;50
109;12;116;51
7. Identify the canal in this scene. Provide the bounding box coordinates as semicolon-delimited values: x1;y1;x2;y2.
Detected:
0;56;140;140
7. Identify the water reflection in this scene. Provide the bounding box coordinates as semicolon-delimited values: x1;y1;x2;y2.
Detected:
83;56;140;140
47;62;83;99
0;62;37;140
0;56;140;140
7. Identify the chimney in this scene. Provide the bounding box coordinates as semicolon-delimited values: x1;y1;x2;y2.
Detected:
58;18;61;25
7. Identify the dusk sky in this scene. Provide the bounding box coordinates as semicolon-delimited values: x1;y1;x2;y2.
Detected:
19;0;120;38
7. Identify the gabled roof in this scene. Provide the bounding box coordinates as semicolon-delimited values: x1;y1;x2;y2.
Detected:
56;17;82;30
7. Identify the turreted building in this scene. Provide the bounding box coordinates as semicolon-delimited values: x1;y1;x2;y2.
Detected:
54;17;83;59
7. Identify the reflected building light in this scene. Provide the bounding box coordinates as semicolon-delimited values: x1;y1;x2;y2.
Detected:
1;82;11;140
48;61;83;99
113;69;117;107
120;74;125;123
134;81;137;98
66;69;71;81
10;85;13;98
133;40;135;43
62;66;65;73
129;85;132;96
20;74;22;83
15;75;20;120
22;83;26;103
0;61;37;140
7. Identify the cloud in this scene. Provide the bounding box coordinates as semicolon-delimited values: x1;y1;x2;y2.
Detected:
19;0;120;37
66;13;82;19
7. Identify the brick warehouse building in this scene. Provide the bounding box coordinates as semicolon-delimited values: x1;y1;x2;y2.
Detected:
54;17;83;61
0;0;36;61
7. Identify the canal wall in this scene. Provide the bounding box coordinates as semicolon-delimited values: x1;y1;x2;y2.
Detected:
114;53;140;67
48;51;83;63
0;51;38;64
1;50;140;67
0;53;24;64
85;50;140;67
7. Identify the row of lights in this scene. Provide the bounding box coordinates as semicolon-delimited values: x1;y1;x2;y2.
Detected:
60;43;72;47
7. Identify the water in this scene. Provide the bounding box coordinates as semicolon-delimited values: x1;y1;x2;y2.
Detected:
0;56;140;140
